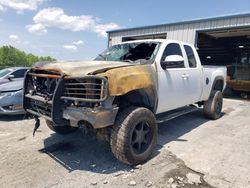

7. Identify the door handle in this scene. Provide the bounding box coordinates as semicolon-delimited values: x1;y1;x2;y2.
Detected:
182;74;189;79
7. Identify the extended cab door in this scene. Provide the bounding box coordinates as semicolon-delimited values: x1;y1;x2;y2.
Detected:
182;44;203;104
156;42;202;114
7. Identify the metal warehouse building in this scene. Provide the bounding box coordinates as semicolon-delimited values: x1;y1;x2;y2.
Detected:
107;13;250;93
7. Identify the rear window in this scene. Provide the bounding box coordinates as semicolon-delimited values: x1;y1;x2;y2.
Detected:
184;45;197;68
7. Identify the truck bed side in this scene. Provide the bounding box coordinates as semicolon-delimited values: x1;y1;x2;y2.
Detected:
200;66;227;101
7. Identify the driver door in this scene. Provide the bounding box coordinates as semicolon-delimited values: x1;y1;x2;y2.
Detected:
156;43;190;114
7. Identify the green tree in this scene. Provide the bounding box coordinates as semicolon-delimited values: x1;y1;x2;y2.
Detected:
0;45;56;68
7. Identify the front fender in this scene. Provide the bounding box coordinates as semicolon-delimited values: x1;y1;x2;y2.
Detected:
98;65;157;96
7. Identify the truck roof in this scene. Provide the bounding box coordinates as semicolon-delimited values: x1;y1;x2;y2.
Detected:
118;39;194;47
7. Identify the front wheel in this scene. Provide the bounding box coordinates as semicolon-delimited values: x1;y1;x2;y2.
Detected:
203;90;223;120
46;120;78;134
110;107;158;165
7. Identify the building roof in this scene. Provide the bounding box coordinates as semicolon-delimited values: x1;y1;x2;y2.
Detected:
107;12;250;34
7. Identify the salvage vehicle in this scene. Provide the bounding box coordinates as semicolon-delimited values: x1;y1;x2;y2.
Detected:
0;79;25;115
23;39;227;165
0;67;29;85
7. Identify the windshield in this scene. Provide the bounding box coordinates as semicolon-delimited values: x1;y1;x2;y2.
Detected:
95;42;161;63
0;69;12;78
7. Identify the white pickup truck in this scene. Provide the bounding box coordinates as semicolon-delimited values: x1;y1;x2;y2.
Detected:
23;39;227;165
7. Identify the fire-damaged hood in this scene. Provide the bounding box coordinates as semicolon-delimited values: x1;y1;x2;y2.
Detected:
38;61;134;76
32;60;157;99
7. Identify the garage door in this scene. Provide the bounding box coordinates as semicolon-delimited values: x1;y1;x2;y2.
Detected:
196;27;250;92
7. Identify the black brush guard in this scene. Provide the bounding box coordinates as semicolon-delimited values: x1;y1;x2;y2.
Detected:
23;69;107;126
23;71;67;125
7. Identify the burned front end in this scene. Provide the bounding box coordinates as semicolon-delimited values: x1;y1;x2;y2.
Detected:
23;69;118;129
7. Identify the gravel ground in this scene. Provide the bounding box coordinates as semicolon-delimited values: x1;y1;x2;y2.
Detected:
0;98;249;188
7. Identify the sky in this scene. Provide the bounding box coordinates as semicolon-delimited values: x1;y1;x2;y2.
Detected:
0;0;250;61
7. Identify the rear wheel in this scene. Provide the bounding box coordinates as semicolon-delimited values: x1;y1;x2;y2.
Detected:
110;107;158;165
203;90;223;120
46;120;78;134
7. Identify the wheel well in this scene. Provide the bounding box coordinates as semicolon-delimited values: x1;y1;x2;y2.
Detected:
213;79;224;91
113;88;157;112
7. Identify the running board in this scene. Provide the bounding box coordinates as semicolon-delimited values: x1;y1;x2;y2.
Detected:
156;105;198;124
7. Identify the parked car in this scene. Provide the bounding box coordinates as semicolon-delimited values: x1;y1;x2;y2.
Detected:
0;79;25;115
0;67;29;85
23;39;227;165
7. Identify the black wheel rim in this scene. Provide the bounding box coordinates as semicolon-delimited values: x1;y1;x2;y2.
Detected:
215;96;222;114
130;121;153;155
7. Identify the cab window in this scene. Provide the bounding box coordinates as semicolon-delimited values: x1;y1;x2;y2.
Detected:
184;45;197;68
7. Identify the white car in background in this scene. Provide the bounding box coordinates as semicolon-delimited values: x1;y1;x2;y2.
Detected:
0;67;29;85
0;67;29;115
0;79;25;115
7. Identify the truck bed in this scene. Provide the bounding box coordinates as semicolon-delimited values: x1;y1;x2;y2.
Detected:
200;65;227;101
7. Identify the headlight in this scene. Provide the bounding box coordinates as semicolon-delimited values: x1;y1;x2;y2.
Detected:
0;90;22;99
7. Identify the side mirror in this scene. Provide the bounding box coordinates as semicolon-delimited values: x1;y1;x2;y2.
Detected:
7;75;14;81
161;55;185;69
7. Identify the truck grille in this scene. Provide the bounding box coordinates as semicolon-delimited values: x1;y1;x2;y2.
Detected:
62;76;108;102
24;70;108;121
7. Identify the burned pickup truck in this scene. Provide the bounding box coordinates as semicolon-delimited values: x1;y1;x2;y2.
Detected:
23;39;226;165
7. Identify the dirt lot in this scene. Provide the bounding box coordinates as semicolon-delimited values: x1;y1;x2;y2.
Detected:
0;98;249;188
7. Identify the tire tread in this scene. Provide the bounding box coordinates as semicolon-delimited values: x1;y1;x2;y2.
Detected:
110;107;157;165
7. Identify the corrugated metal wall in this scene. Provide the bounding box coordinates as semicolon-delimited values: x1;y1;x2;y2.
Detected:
108;15;250;46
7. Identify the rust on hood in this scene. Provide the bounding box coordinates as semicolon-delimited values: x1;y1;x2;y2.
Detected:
98;65;157;96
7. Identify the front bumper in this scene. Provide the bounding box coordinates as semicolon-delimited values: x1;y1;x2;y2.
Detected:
63;106;118;128
0;90;25;115
26;103;118;128
0;106;25;115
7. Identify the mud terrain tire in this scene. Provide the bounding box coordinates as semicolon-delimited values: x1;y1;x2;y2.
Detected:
110;107;158;165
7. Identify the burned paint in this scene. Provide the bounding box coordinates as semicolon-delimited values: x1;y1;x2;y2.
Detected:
35;61;132;76
28;73;61;78
32;68;62;74
98;65;157;96
28;61;158;98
